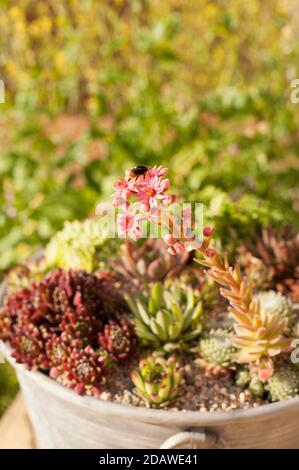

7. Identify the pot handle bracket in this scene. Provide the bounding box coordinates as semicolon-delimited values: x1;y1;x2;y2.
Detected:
160;428;218;449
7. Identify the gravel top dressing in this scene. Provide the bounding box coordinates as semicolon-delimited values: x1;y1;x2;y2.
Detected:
99;357;267;412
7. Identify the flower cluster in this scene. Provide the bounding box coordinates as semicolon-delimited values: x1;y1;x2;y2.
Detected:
113;166;202;255
113;166;174;240
114;166;171;208
0;269;134;395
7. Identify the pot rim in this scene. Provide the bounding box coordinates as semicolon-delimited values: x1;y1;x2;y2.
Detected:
2;281;299;427
3;341;299;427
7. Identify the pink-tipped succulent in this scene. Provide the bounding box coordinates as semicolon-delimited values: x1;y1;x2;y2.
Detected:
49;269;116;341
0;268;129;386
50;344;106;396
0;281;58;368
98;319;135;362
10;323;50;370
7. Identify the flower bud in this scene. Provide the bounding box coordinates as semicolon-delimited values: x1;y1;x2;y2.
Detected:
203;226;214;237
205;248;216;258
163;234;176;245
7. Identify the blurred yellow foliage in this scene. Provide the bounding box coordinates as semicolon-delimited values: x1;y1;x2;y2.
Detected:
0;0;298;112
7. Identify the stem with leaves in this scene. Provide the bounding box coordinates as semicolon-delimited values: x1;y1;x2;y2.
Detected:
195;228;291;379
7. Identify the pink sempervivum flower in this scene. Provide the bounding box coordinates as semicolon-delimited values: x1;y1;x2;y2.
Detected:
146;165;168;179
164;232;202;255
114;165;175;241
117;210;142;240
113;179;134;206
137;175;170;210
114;166;173;210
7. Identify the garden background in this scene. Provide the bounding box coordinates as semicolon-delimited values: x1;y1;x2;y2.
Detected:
0;0;299;415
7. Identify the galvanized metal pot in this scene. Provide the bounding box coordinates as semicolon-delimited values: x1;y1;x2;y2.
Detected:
1;283;299;449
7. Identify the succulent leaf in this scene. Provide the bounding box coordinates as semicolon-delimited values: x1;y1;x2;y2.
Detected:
98;319;135;362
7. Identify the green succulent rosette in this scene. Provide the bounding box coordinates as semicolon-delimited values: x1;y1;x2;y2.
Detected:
125;281;204;351
131;355;182;406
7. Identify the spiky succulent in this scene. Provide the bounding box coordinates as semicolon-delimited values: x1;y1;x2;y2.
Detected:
199;329;235;367
196;228;291;379
125;282;203;351
240;226;299;301
0;277;60;368
266;367;299;402
131;355;182;406
112;239;191;288
98;319;135;362
44;218;109;272
10;323;50;370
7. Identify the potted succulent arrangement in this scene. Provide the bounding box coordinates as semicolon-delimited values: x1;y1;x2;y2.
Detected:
1;165;299;449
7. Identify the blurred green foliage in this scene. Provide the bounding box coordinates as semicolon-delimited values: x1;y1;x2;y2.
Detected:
0;361;19;417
